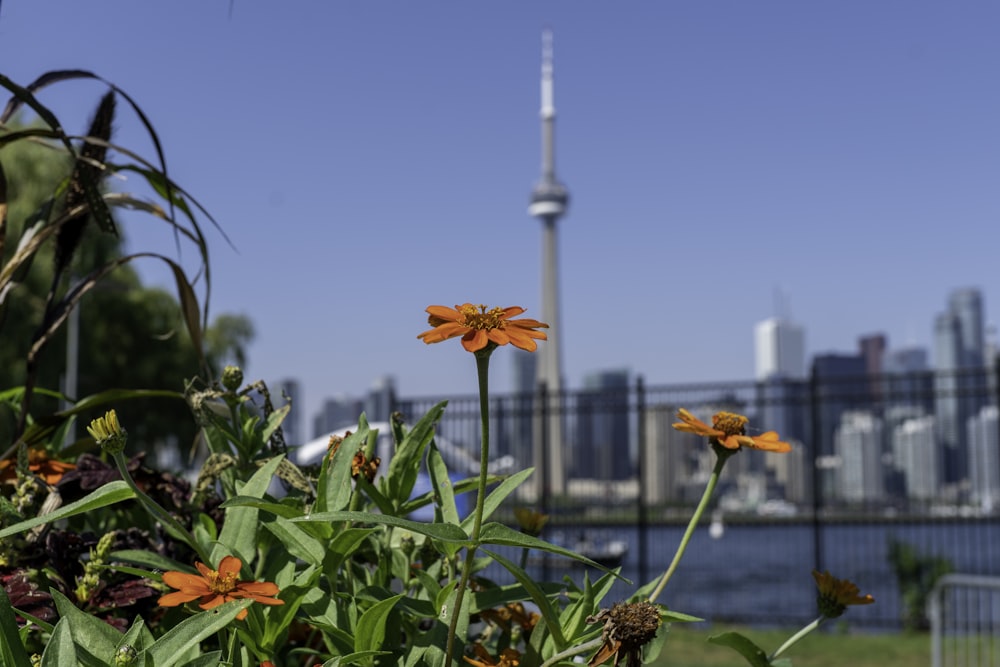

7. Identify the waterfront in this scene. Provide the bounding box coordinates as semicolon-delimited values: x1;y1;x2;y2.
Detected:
489;518;1000;628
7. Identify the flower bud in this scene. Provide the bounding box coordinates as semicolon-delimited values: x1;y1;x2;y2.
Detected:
114;644;137;667
221;365;244;392
87;410;127;455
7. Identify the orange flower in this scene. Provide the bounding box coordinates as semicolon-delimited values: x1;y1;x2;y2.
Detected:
463;644;521;667
672;409;791;453
158;555;284;621
0;449;76;485
812;569;874;618
417;304;548;353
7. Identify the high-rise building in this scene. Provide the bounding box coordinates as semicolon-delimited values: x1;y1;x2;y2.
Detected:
967;405;1000;511
574;369;631;481
934;288;988;484
754;318;806;381
892;415;939;501
642;405;693;505
529;29;570;496
834;411;884;504
313;395;363;438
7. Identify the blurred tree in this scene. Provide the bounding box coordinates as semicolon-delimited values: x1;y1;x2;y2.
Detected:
0;119;253;462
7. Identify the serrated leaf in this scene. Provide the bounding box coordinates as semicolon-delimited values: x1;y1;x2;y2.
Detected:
707;631;771;667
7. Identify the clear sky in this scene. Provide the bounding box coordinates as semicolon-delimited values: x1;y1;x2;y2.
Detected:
2;2;999;432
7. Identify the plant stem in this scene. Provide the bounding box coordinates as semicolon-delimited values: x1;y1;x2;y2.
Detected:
648;449;732;604
111;450;210;563
769;615;824;661
541;636;604;667
444;349;494;666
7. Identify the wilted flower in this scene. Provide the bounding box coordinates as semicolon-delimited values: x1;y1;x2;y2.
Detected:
418;304;548;353
158;555;284;621
513;507;549;537
672;409;790;453
813;569;874;618
587;601;662;667
87;410;127;454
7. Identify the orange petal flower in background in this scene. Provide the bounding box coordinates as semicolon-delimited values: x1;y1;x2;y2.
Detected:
812;569;874;618
672;409;791;453
0;449;76;485
417;304;548;353
158;555;284;621
463;644;521;667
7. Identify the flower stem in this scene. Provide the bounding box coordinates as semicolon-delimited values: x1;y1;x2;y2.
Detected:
769;615;825;661
648;449;732;604
111;450;210;563
444;349;494;666
541;636;604;667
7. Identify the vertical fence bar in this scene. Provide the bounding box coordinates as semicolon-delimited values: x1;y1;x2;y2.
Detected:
636;375;648;586
809;363;824;574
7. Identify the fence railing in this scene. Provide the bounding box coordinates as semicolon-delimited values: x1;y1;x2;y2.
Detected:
371;364;1000;628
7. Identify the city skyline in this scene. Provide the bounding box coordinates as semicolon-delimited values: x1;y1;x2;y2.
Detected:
3;4;1000;427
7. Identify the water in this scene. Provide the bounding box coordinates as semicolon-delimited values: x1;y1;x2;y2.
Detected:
485;519;1000;629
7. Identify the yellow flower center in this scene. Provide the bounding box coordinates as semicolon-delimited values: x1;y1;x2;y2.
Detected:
711;412;748;437
460;304;506;331
208;570;239;595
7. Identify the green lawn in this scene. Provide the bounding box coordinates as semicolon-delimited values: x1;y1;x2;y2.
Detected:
652;624;929;667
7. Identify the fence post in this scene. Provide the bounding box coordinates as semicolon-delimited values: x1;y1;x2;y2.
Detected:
536;379;551;583
809;363;824;574
636;375;648;586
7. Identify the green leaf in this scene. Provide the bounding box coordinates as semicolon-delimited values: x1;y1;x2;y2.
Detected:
218;496;305;519
143;600;253;667
50;590;120;665
386;402;446;508
461;468;535;533
261;514;326;566
661;609;703;623
354;594;403;654
40;618;77;667
708;631;771;667
109;549;186;574
317;425;368;513
479;523;628;580
293;511;469;543
177;652;223;667
427;443;459;524
0;585;32;667
321;650;391;667
0;480;133;539
212;455;285;563
483;549;567;650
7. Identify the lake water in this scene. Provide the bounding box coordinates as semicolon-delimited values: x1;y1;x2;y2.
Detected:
487;518;1000;629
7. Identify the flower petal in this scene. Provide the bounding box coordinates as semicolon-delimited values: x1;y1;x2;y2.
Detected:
158;590;201;607
217;556;243;578
426;305;463;323
162;571;211;594
749;432;792;453
461;330;488;352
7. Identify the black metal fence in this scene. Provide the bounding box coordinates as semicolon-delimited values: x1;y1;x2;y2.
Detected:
386;364;1000;628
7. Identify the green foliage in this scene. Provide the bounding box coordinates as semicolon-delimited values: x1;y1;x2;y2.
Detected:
887;538;952;632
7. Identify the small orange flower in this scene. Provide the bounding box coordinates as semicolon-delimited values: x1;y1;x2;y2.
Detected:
672;409;791;453
0;449;76;485
158;555;284;621
463;644;521;667
418;304;548;353
812;569;874;618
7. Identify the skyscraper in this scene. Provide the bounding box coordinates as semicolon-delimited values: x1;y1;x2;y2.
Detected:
754;318;805;381
529;29;569;496
933;287;987;484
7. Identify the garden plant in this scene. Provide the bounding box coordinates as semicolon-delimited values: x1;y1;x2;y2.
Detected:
0;72;874;667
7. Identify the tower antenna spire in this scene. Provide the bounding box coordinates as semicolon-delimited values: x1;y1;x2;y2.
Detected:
529;28;569;497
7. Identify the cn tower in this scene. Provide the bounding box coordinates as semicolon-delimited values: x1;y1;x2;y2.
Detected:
529;28;568;496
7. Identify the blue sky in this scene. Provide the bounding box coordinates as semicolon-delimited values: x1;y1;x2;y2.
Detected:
2;2;999;431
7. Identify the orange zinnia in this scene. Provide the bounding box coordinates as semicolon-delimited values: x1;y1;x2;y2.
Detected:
812;569;874;618
418;304;548;353
0;449;76;485
672;409;791;453
158;555;284;621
